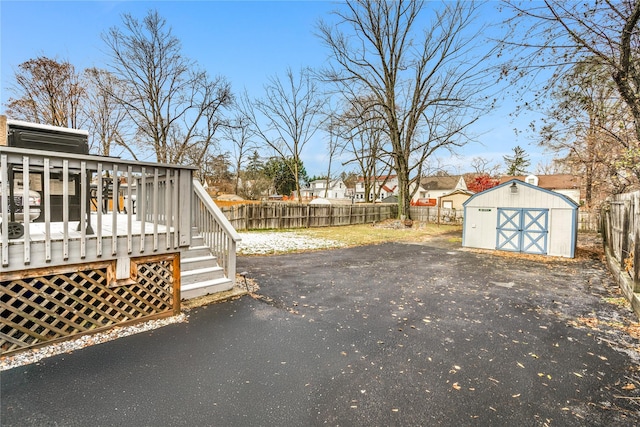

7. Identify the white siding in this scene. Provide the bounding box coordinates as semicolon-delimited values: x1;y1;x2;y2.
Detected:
463;180;577;258
548;209;576;257
463;207;498;250
464;184;573;210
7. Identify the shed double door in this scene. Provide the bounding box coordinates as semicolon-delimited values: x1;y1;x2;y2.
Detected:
496;208;548;255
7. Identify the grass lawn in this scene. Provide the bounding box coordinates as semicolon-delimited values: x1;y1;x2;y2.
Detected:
297;221;462;247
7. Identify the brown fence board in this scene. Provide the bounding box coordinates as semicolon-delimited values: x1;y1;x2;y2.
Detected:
220;203;399;231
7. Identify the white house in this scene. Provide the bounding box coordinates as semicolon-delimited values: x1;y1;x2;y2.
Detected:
354;175;398;201
412;175;468;204
300;179;349;200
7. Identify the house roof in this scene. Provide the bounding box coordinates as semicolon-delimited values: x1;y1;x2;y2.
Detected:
357;175;397;182
419;175;464;191
441;189;474;198
498;174;581;190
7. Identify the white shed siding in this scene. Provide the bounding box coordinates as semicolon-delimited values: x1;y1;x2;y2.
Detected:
463;207;497;250
548;208;575;257
463;180;578;258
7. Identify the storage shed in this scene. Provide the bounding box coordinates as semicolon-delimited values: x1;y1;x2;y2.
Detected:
462;179;578;258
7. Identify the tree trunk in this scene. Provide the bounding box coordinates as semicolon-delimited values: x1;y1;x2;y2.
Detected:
396;159;411;220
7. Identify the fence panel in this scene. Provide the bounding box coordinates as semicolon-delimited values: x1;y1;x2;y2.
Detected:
219;203;399;231
409;206;464;224
602;192;640;298
578;210;601;232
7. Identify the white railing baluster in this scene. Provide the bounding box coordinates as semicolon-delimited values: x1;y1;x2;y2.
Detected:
153;168;159;251
44;158;51;262
1;155;8;266
96;163;103;257
112;164;118;255
22;156;30;264
140;167;146;253
127;165;132;254
80;161;87;259
62;160;69;260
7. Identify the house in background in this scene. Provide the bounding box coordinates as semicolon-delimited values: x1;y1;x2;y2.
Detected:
439;188;475;210
498;174;582;206
299;179;349;200
412;175;468;205
354;175;398;201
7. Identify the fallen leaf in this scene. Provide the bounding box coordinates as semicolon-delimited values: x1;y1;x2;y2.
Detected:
622;383;636;391
452;382;461;390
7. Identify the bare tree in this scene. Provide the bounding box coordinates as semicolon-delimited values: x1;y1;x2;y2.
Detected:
241;67;326;202
100;10;232;170
323;113;344;198
319;0;497;218
539;61;637;203
502;1;640;141
469;156;501;176
6;56;85;128
221;114;256;195
84;68;136;158
336;95;392;202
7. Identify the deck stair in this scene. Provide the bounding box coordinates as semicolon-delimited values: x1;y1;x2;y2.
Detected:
180;229;233;299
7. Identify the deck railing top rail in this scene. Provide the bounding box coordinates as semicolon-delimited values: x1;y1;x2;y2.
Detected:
1;145;194;273
0;145;197;171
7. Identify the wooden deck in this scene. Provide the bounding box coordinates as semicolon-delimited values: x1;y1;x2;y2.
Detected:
5;213;171;243
1;119;241;356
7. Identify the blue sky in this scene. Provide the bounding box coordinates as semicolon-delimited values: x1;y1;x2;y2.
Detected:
0;0;547;177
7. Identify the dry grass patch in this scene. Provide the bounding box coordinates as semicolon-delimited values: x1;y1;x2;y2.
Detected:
299;221;462;247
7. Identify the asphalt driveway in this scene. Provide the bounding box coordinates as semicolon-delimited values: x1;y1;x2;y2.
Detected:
2;234;640;426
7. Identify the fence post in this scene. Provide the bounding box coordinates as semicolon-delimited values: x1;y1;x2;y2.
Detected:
621;201;631;271
634;229;640;293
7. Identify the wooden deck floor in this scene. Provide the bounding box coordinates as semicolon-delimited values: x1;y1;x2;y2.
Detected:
6;213;171;244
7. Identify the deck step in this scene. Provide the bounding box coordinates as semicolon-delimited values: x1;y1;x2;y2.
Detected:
190;235;205;247
181;277;234;300
181;266;225;285
179;233;235;300
181;254;218;271
182;245;213;259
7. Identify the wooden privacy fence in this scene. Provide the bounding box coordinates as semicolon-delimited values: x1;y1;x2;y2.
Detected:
601;191;640;317
219;202;601;232
220;203;399;231
409;206;463;224
578;210;601;232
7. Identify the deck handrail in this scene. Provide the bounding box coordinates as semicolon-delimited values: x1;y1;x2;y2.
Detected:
191;180;241;282
1;146;194;272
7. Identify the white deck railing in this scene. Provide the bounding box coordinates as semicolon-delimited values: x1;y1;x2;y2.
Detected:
192;180;241;281
0;146;193;273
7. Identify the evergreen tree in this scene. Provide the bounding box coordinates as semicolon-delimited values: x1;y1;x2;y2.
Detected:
503;146;531;175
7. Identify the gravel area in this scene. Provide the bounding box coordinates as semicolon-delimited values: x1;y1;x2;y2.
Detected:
0;314;188;372
237;231;344;255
